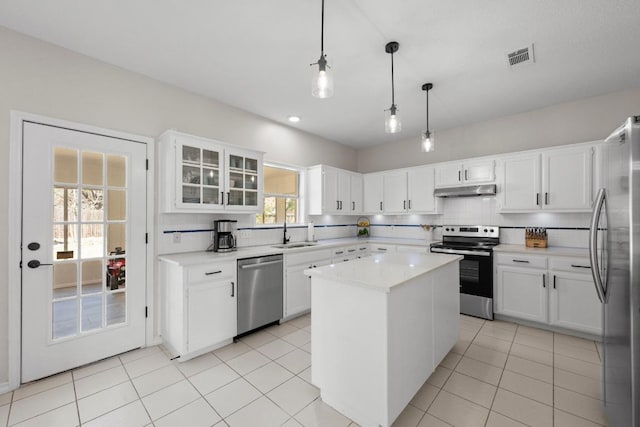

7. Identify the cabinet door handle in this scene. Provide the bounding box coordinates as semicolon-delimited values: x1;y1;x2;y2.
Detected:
542;274;546;288
340;201;343;210
465;169;468;181
545;192;549;205
220;191;224;205
536;193;540;206
408;200;412;209
227;192;230;205
458;170;461;182
571;264;591;269
231;281;235;297
205;270;222;275
403;200;406;210
512;259;530;263
378;248;387;251
336;200;340;210
553;275;556;289
352;201;355;210
335;251;344;255
380;201;383;211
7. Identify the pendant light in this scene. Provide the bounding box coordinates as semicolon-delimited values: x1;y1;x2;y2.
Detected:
311;0;333;98
421;83;434;152
384;41;401;133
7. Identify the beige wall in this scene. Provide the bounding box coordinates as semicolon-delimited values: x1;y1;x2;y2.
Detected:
357;88;640;173
0;26;357;384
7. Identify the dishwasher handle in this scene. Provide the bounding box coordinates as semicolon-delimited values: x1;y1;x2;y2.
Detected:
239;260;282;270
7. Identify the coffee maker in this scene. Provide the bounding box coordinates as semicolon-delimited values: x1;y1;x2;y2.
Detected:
212;220;237;252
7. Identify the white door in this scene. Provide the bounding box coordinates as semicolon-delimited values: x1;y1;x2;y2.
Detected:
463;160;495;184
499;153;541;212
383;171;407;214
21;122;147;382
349;174;363;213
407;167;437;213
495;266;548;323
542;146;593;211
322;168;339;213
363;174;383;213
434;163;462;187
548;271;602;334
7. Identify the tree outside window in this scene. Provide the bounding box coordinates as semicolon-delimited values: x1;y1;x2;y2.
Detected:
256;165;300;224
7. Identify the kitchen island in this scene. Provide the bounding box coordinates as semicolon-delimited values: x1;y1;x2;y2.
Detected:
305;252;462;427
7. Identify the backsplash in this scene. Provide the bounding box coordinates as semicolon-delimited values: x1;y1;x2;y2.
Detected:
157;197;591;254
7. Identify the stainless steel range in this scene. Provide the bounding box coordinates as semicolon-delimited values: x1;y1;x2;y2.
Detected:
430;225;499;320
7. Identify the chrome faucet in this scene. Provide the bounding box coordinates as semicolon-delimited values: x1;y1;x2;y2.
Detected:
283;219;290;245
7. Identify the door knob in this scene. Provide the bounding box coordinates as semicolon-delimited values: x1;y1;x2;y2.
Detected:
27;242;40;251
27;260;52;269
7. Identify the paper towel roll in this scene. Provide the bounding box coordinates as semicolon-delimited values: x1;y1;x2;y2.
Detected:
307;221;315;242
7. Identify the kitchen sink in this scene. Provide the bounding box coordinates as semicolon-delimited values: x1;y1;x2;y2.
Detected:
271;242;320;249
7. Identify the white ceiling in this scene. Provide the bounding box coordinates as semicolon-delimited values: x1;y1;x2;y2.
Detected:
1;1;639;148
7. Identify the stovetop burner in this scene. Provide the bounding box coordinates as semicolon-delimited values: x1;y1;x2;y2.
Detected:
433;225;500;252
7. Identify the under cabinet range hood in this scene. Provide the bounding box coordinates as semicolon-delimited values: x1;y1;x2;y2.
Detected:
434;184;497;198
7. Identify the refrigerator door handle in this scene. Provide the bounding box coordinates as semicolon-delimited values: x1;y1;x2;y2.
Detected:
589;187;607;303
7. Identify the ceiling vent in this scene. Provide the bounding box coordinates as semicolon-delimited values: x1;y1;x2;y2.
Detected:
507;44;535;67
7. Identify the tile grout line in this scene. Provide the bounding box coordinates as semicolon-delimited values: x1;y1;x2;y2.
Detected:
71;371;81;426
4;392;13;427
117;352;155;426
484;322;516;427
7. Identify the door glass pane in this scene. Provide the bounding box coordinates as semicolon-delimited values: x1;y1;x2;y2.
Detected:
82;152;103;186
107;292;126;326
107;255;126;291
245;174;258;190
107;190;126;221
228;190;243;206
245;158;257;172
53;224;78;260
54;147;78;184
182;186;200;203
107;155;126;187
53;262;77;298
203;188;219;204
81;224;104;259
203;169;219;186
81;295;103;332
230;172;243;189
203;149;218;166
245;192;258;206
53;299;77;339
183;145;200;163
183;165;200;184
81;190;104;222
229;155;243;169
53;188;78;222
81;260;103;295
107;224;126;255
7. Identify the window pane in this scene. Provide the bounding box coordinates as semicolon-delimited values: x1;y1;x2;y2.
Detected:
81;224;104;259
53;262;77;299
81;295;103;332
107;292;126;326
81;260;103;295
53;299;77;339
81;190;104;222
264;166;298;195
108;189;126;221
182;146;200;164
54;147;78;184
82;152;103;186
54;224;78;260
53;188;78;222
107;224;126;255
107;155;126;187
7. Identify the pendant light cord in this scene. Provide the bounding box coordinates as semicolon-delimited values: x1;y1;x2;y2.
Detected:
320;0;325;55
391;52;395;106
426;88;429;130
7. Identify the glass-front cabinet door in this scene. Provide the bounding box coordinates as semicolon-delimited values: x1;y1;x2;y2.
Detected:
176;139;224;210
226;149;262;210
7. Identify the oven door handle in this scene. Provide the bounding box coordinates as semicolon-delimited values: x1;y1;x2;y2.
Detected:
430;248;491;257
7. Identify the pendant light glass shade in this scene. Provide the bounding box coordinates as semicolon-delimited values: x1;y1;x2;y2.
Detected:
385;105;402;133
421;83;434;152
384;42;401;134
312;55;333;98
421;130;434;152
311;0;333;99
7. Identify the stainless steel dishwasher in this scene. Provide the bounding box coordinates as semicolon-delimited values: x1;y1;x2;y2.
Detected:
237;254;283;336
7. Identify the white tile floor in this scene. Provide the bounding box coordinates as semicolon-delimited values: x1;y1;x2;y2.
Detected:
0;314;608;426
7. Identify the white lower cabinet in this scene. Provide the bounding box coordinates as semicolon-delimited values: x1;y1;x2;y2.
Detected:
496;265;548;323
159;259;237;361
284;249;332;318
495;253;601;335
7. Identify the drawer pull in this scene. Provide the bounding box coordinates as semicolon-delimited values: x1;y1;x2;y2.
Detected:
378;248;387;251
347;249;356;253
571;264;591;269
205;270;223;275
335;251;344;255
359;247;367;250
231;281;235;297
553;275;556;289
512;259;530;263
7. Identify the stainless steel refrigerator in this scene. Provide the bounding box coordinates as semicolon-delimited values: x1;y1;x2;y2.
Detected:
590;115;640;427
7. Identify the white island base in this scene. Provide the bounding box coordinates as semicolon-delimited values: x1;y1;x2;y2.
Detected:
306;253;461;427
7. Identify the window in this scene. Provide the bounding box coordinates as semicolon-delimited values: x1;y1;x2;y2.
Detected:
256;164;300;225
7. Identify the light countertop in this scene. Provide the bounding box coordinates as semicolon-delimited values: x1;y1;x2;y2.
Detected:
304;252;462;293
158;237;433;266
494;244;589;258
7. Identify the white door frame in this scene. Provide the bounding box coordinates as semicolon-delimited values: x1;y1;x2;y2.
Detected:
7;111;156;391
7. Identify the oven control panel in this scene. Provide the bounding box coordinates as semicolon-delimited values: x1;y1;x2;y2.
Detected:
442;225;499;238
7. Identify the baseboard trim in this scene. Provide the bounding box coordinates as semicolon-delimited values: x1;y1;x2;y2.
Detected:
0;381;12;394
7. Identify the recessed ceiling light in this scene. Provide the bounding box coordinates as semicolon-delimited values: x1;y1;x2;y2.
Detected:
288;116;301;123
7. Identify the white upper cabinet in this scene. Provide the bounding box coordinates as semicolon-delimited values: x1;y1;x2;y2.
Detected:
307;165;362;215
363;173;384;213
435;159;495;188
407;166;437;213
382;171;407;214
542;146;593;211
498;145;594;212
159;130;263;213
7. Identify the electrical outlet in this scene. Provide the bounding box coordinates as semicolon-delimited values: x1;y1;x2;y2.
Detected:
173;232;181;244
240;230;250;238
